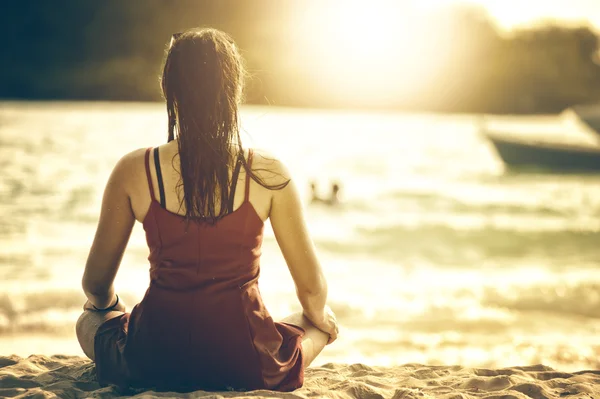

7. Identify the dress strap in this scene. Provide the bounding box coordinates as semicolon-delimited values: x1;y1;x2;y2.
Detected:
244;149;253;202
154;147;166;208
144;148;156;201
228;153;243;213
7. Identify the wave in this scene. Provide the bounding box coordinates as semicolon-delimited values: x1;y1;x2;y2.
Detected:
381;190;572;218
329;282;600;332
379;186;600;220
482;282;600;319
3;277;600;337
0;290;141;334
315;224;600;267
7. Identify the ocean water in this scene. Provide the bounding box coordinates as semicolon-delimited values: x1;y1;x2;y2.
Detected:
1;101;600;371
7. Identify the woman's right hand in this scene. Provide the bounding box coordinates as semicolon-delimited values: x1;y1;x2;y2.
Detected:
305;305;339;344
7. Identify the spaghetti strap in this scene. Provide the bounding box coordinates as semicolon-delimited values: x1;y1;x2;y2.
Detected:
244;149;253;202
144;148;156;201
228;154;243;213
154;148;166;208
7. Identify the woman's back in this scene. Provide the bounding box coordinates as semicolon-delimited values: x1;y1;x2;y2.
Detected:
140;144;264;290
128;141;272;224
94;146;305;391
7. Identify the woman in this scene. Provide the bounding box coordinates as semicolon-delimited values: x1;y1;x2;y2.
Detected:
76;28;338;392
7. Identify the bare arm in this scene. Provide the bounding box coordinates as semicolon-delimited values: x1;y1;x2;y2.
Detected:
82;152;137;309
268;161;328;322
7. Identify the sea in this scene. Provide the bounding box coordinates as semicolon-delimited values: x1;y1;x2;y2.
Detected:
1;101;600;371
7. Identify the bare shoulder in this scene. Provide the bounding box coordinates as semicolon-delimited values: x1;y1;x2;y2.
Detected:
118;148;147;167
107;148;148;186
247;147;291;187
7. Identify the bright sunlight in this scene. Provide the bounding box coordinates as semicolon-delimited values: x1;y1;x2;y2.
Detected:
295;0;442;105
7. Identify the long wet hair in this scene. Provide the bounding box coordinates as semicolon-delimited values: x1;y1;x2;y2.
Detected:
161;28;287;223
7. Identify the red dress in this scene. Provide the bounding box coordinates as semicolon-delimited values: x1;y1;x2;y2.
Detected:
93;148;305;392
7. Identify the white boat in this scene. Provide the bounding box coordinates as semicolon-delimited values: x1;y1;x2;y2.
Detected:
563;103;600;137
483;104;600;172
484;131;600;172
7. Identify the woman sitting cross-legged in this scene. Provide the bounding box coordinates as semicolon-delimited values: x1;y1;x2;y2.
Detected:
76;27;338;392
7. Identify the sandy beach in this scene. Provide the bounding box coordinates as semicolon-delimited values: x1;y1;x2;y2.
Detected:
1;355;599;398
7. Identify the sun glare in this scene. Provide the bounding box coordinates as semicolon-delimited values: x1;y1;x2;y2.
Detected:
297;1;441;105
447;0;597;31
293;0;599;106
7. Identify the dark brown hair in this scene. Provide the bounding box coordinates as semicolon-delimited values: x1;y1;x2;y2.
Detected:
161;28;286;223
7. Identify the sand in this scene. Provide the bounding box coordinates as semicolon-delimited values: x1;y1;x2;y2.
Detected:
1;355;599;399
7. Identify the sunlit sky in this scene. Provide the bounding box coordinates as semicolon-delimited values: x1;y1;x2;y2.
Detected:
422;0;600;30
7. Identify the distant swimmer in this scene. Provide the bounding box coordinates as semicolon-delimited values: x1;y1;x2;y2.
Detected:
310;181;341;206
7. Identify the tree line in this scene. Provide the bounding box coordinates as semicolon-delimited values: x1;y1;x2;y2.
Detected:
2;0;599;114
